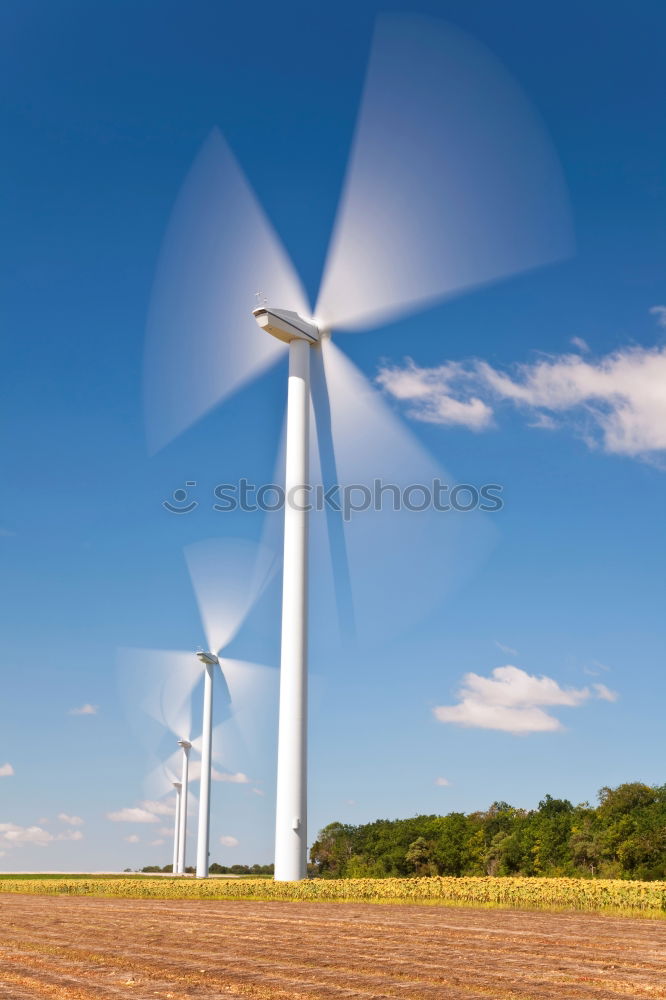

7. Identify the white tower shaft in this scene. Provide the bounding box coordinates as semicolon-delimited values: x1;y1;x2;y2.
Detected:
172;782;182;874
177;744;190;874
274;337;310;881
196;662;214;877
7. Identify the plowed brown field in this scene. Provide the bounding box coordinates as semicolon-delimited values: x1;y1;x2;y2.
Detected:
1;893;664;1000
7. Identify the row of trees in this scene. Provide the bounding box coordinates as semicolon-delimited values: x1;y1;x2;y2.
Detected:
141;863;274;875
309;783;666;881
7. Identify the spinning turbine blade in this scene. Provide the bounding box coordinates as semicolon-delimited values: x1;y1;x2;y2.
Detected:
144;750;181;800
145;128;310;453
184;537;277;656
219;657;279;755
316;14;573;332
311;340;495;641
118;648;201;740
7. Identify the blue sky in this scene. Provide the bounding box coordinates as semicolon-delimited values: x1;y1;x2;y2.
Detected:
1;0;665;871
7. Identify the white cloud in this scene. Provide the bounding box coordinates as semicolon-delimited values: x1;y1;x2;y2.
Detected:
69;704;98;716
0;823;53;847
58;813;83;826
0;763;14;777
219;835;239;848
57;830;83;842
251;788;265;796
124;834;140;844
650;305;666;328
570;336;590;352
434;665;617;735
212;769;249;784
187;762;250;784
150;839;165;847
139;800;175;817
158;826;173;836
378;344;666;461
106;808;159;824
377;360;494;430
435;777;451;786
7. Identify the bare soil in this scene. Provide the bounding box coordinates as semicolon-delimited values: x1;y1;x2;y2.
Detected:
1;893;664;999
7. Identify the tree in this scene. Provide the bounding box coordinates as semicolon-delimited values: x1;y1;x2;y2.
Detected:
405;837;437;875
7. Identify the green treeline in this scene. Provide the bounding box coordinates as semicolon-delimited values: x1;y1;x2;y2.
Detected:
309;783;666;881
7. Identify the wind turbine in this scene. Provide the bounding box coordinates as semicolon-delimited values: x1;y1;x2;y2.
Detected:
171;779;182;875
175;738;191;874
119;537;277;878
144;14;573;880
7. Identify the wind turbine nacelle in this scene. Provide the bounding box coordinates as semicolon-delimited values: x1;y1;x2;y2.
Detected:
252;307;319;345
196;650;218;665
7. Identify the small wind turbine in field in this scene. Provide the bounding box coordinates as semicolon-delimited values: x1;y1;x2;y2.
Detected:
120;538;276;878
174;738;191;874
145;14;573;880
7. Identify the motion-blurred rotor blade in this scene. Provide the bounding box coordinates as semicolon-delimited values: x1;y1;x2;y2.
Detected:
315;14;573;332
311;340;495;642
193;717;253;781
310;346;355;642
118;648;201;740
184;538;278;657
145;128;310;453
144;750;181;800
219;658;279;758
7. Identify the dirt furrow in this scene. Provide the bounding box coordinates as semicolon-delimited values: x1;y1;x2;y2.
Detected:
1;894;664;1000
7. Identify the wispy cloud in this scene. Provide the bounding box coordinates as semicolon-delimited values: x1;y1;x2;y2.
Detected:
124;834;140;844
495;641;518;657
219;835;239;847
0;763;14;777
378;343;666;461
69;704;98;716
435;777;451;787
58;813;83;826
434;665;617;734
649;305;666;328
106;807;159;824
58;829;84;842
570;336;590;352
213;770;249;784
150;838;165;847
187;761;250;785
583;660;612;677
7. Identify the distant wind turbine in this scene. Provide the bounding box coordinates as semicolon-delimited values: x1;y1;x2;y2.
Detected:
119;537;277;878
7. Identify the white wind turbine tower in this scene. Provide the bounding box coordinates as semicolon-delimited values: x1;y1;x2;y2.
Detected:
175;738;191;873
171;778;182;874
144;14;573;880
119;537;277;878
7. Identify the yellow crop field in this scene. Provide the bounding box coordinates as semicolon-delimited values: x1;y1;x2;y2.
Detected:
2;875;664;915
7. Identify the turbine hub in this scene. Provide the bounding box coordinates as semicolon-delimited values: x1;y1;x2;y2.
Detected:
252;307;319;345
